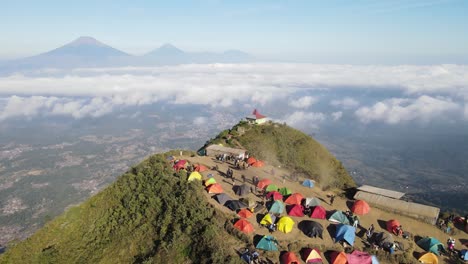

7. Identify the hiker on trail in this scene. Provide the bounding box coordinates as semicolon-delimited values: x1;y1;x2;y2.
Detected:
366;224;375;238
353;215;359;228
330;195;335;206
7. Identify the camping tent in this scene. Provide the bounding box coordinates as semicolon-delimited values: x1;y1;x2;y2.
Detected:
279;187;292;196
247;157;257;165
281;252;300;264
234;184;251;196
418;252;438;264
257;179;272;189
386;219;400;234
269;200;285;214
374;232;394;248
266;184;279;192
214;193;232;205
234;219;254;234
252;160;265;167
285;193;304;205
287;205;305;217
304;197;321;207
256;235;278;251
460;250;468;261
206;183;223;194
335;224;356;246
225;200;247;211
301;248;323;263
299;220;323;238
260;213;277;226
417;237;445;256
277;216;295;233
330;251;348;264
310;206;327;219
302;179;314;188
238;208;254;218
194;164;208;172
352;200;370;215
173;160;187;171
329;211;351;225
240;197;256;208
204;177;217;186
266;191;283;201
188;171;202;181
347;250;379;264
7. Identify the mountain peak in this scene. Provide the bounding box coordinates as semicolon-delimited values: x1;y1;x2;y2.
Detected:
69;36;105;47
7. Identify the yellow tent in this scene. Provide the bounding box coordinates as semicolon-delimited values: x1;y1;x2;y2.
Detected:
204;177;217;186
277;216;295;233
188;171;202;181
418;252;438;264
260;214;276;226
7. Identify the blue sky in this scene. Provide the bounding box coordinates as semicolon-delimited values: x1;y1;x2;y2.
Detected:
1;0;467;63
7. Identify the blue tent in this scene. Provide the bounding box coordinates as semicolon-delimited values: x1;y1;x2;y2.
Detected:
329;211;351;225
417;237;445;255
256;235;279;251
269;200;285;214
302;179;314;188
335;224;356;246
460;249;468;260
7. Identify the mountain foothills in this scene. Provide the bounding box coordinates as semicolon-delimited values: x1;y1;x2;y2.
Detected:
0;122;355;263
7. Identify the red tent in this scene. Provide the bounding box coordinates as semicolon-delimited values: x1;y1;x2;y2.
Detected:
266;191;283;201
206;183;223;194
252;160;265;167
247;157;257;165
257;179;272;189
285;193;304;205
237;208;254;218
347;250;374;264
281;252;300;264
330;251;347;264
386;219;400;234
173;160;187;171
352;200;370;215
287;204;305;217
233;219;254;234
310;206;326;219
194;164;208;172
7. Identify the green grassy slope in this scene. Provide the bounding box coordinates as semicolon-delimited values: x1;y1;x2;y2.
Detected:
1;151;241;264
208;121;355;189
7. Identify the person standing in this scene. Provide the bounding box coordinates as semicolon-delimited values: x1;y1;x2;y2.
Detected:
353;215;359;228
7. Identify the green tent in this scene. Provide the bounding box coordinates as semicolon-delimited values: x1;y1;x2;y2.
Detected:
328;211;350;225
256;235;279;251
265;184;278;192
269;200;285;214
417;237;445;255
278;187;292;196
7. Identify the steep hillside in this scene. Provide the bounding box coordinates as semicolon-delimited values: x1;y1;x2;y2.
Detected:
0;151;241;264
206;121;355;189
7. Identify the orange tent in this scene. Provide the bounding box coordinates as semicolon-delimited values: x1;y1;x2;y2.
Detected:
281;252;300;264
351;200;370;215
206;183;223;194
247;157;257;165
194;164;208;172
330;251;347;264
285;193;304;205
252;160;265;167
386;219;400;234
237;208;254;218
233;219;254;234
257;179;272;189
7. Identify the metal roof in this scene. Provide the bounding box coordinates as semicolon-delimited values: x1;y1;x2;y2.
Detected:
205;144;246;155
357;185;405;199
354;191;440;224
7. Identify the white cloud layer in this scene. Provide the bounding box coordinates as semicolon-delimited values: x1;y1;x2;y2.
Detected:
330;97;360;109
288;96;317;109
283;111;326;129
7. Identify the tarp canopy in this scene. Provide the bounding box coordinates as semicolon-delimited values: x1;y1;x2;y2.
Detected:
206;183;223;194
194;164;208;172
302;179;314;188
188;171;203;181
301;248;322;263
347;250;379;264
238;208;254;218
234;219;254;234
204;177;217;186
281;252;300;264
287;204;305;217
285;193;304;205
299;220;323;238
266;184;279;192
269;200;285;214
330;251;347;264
304;197;321;207
374;232;394;248
329;211;351;225
234;184;251;196
279;187;292;196
310;206;327;219
260;213;277;226
225;200;248;211
352;200;370;215
277;216;295;233
256;235;278;251
418;252;438;264
214;193;232;205
266;191;284;201
257;179;272;189
417;237;445;256
335;224;356;246
386;219;400;233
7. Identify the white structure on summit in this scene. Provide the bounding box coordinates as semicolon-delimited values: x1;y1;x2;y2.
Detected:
246;109;267;125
